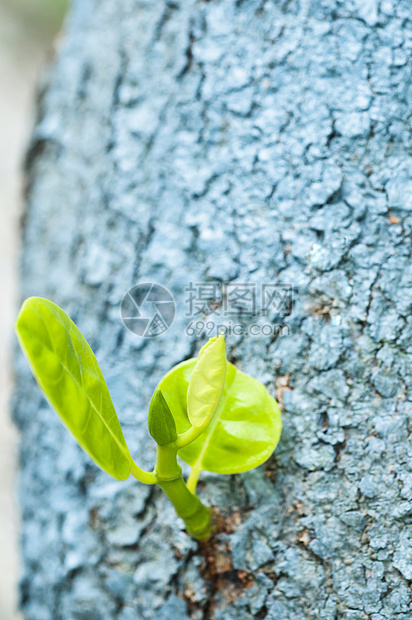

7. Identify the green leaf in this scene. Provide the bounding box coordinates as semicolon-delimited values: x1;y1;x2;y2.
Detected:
148;388;178;446
156;357;282;475
15;297;132;480
187;335;227;428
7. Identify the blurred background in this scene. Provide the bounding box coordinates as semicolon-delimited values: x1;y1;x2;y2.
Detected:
0;1;67;618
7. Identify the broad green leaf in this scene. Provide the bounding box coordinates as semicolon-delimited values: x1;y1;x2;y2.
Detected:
156;357;282;475
148;388;178;446
187;335;227;428
15;297;132;480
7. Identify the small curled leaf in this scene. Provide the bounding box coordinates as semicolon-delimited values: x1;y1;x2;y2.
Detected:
187;335;227;428
157;357;282;475
148;388;178;446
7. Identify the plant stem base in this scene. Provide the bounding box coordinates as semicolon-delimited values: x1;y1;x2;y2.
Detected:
157;476;215;540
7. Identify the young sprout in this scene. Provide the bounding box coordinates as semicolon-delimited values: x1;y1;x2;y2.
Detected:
15;297;282;540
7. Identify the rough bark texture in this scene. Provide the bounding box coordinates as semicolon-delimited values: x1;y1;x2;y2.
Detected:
14;0;412;619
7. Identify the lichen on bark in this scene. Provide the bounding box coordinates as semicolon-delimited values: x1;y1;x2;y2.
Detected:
14;0;412;618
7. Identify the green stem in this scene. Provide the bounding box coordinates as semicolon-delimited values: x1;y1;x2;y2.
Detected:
158;476;213;539
175;421;209;449
186;463;202;493
154;444;214;540
130;460;157;485
155;444;181;480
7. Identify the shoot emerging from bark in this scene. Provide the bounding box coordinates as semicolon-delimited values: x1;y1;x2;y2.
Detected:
15;297;282;540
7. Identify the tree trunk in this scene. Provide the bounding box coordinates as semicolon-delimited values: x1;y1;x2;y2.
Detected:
14;1;412;618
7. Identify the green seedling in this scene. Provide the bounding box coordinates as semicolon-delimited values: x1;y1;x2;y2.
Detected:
15;297;282;540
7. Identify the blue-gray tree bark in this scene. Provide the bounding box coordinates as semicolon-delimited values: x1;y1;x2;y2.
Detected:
14;0;412;618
